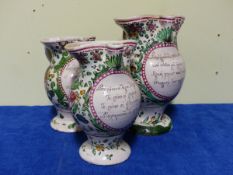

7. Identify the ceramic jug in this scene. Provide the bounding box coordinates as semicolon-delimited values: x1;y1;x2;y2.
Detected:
115;15;185;135
65;41;141;165
41;36;95;132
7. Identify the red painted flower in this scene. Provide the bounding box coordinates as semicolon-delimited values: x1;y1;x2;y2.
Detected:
93;52;101;61
128;31;138;38
127;24;143;38
124;47;132;56
70;91;77;102
147;23;157;32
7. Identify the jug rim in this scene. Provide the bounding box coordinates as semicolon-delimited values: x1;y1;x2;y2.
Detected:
114;15;185;24
65;40;137;52
41;36;95;44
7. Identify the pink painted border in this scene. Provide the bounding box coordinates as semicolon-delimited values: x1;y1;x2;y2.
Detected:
69;45;125;53
141;43;178;101
89;70;131;131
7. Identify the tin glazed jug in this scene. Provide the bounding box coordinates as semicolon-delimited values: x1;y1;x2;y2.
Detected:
65;41;141;165
41;36;95;132
115;16;185;135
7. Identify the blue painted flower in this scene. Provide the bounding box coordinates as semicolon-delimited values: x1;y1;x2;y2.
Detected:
75;114;89;124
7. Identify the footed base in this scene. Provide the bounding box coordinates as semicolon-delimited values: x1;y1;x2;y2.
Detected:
50;114;81;133
79;139;131;165
132;114;172;135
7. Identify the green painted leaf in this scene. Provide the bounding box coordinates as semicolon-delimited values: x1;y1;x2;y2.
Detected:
71;80;79;90
105;55;122;70
68;123;76;129
92;149;96;155
54;52;71;72
86;71;92;76
51;82;55;89
139;84;164;106
72;104;78;114
88;81;92;86
90;118;107;132
106;154;113;160
156;28;174;42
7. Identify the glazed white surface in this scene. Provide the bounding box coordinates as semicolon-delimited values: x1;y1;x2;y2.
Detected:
61;59;80;97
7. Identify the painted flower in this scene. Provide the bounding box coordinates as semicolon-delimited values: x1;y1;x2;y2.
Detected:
128;31;138;38
70;91;77;102
130;65;137;73
127;24;143;38
74;52;89;65
80;90;85;95
95;144;105;152
79;59;89;65
106;154;113;160
50;74;55;79
147;23;157;32
45;71;54;81
172;18;184;31
93;52;101;61
149;116;157;124
172;20;183;32
124;47;132;56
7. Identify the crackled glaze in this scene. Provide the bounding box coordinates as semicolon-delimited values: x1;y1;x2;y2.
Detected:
115;16;185;135
65;41;141;165
41;36;95;132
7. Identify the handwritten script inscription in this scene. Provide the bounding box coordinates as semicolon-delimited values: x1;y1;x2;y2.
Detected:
92;73;140;129
145;47;185;97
